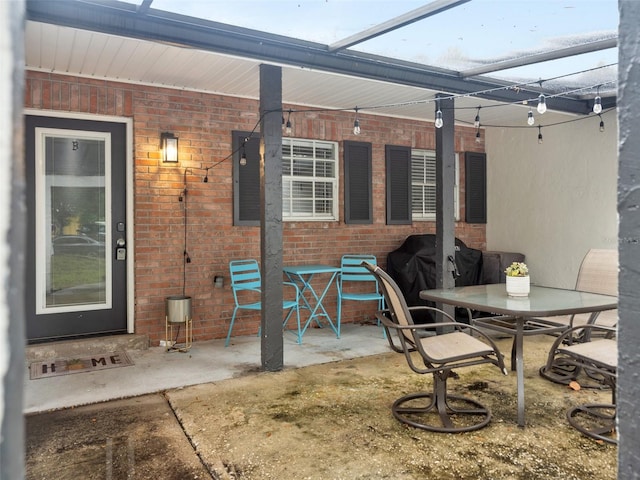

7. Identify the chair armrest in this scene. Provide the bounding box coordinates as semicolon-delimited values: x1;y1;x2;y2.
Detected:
376;306;504;346
375;309;508;376
283;281;301;299
550;324;616;350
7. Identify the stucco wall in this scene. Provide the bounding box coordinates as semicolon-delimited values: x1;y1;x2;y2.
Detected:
484;112;618;288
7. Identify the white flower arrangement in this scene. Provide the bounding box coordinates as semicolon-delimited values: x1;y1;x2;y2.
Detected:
504;262;529;277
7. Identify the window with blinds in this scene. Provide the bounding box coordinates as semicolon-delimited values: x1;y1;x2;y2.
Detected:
411;149;459;220
282;138;338;220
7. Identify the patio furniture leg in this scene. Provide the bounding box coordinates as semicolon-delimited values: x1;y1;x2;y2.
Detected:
391;372;492;433
225;308;239;347
515;319;525;427
567;403;617;444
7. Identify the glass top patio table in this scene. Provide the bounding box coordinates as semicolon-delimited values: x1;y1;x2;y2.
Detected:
420;284;617;427
283;265;341;341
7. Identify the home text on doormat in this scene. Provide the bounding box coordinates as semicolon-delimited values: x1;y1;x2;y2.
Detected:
29;352;134;380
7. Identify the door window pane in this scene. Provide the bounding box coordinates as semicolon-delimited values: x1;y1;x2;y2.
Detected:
36;130;112;313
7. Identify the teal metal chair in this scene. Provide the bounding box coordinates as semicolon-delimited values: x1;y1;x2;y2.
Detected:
336;254;385;337
227;259;301;347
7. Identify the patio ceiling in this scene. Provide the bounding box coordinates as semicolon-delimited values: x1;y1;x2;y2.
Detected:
25;0;618;129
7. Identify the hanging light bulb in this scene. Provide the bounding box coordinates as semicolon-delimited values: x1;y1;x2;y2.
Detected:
285;110;292;136
537;126;543;144
537;94;547;114
599;114;605;132
527;109;535;126
353;107;361;135
240;143;247;166
474;107;480;129
593;95;602;114
475;128;481;143
434;109;443;129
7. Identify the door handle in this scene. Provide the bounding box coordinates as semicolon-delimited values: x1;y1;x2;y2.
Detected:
116;237;126;260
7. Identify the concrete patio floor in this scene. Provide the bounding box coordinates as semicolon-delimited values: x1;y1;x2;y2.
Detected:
24;323;390;414
24;324;617;479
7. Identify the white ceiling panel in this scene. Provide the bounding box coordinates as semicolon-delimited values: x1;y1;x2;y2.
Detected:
25;21;581;129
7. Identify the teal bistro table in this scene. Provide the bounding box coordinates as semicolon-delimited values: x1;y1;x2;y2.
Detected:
283;264;341;341
420;283;617;427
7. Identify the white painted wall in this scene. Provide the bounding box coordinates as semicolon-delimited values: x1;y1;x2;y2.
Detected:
484;111;618;288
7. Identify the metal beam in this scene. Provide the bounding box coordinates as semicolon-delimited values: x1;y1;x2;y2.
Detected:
460;37;617;78
327;0;470;52
137;0;154;15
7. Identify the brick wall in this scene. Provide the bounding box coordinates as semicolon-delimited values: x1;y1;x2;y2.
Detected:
25;71;486;345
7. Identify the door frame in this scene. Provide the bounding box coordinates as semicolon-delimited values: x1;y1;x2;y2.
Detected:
25;109;135;334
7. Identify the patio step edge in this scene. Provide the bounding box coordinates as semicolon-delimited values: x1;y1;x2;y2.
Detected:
25;334;149;363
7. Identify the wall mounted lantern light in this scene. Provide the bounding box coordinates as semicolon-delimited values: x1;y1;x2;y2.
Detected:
161;132;178;163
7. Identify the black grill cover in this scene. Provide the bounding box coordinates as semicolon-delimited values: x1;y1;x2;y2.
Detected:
386;234;483;323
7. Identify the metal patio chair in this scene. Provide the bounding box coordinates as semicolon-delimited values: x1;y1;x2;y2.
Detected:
363;261;508;433
539;249;617;335
540;324;617;444
336;254;385;337
539;249;617;384
226;259;301;347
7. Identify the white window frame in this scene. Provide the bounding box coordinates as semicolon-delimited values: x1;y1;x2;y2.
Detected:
411;149;460;221
282;137;339;221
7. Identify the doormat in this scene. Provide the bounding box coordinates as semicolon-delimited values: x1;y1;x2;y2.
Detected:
29;351;134;380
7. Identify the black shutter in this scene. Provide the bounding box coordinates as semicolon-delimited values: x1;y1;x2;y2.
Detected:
385;145;412;225
233;131;261;226
465;151;487;224
344;140;372;224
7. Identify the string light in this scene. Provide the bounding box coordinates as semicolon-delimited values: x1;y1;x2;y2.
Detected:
474;107;481;128
527;109;535;126
285;109;292;135
537;94;547;114
197;95;611;180
270;73;614;136
240;141;247;166
593;86;602;114
435;100;444;128
353;107;361;135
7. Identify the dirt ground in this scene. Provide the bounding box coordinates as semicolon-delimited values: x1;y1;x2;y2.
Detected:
26;335;617;480
25;395;211;479
168;335;616;480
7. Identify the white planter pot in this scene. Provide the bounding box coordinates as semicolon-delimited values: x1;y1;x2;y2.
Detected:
506;276;530;297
